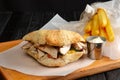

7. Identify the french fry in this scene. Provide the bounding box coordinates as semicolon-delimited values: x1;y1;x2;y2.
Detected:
84;20;92;33
83;32;91;40
91;14;99;36
105;19;115;42
97;8;108;28
99;27;108;40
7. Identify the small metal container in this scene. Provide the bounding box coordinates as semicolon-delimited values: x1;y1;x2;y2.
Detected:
86;36;106;60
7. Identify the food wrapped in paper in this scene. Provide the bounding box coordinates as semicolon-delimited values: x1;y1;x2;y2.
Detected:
79;0;120;60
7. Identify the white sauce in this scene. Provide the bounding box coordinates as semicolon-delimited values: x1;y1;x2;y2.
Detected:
60;45;71;55
89;37;104;43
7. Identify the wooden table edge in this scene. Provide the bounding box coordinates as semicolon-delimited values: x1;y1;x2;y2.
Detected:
0;40;120;80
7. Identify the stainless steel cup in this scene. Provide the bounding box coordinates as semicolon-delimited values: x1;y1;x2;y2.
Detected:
86;36;106;60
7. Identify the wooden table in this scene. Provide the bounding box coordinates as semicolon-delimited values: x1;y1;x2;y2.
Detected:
1;40;120;80
0;10;120;80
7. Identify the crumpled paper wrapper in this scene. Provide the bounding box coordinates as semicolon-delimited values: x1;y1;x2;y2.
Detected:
0;14;94;76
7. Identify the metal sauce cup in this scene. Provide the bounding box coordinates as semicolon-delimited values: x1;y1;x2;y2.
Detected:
86;36;106;60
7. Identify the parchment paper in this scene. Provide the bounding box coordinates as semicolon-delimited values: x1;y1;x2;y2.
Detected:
0;14;94;76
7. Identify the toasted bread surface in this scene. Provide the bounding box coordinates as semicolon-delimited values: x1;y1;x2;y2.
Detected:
23;30;85;46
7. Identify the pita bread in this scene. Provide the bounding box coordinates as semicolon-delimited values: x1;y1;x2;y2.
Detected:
25;49;83;67
22;30;85;67
23;30;85;46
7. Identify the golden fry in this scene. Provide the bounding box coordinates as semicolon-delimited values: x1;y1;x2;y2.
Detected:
84;20;92;33
91;14;99;36
97;8;108;28
105;19;115;42
83;32;91;40
99;27;108;40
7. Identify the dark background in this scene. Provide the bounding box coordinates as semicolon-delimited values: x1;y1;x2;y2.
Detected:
1;0;120;80
1;0;109;12
0;0;110;42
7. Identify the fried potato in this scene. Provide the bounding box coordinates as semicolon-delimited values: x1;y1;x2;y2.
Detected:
91;14;99;36
83;32;91;40
105;19;115;42
84;20;92;33
97;8;108;28
99;27;108;40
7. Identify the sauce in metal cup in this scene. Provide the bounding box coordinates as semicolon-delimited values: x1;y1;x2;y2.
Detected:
86;36;106;60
